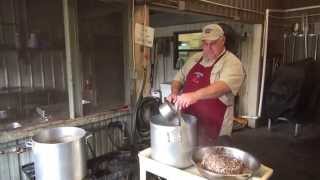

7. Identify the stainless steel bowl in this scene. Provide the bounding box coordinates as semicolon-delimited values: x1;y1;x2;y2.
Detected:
159;100;177;121
191;146;260;180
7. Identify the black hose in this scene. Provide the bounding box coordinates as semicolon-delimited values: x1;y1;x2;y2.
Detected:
132;67;161;147
135;96;161;138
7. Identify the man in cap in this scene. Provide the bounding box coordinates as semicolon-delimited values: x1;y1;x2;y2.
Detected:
167;24;245;145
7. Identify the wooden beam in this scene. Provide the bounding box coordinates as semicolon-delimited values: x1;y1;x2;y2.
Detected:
123;3;132;105
133;5;151;100
63;0;83;118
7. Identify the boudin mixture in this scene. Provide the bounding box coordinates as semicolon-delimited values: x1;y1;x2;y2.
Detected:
200;150;246;175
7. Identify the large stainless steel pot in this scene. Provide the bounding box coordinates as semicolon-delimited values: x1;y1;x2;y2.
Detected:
150;114;197;168
27;127;90;180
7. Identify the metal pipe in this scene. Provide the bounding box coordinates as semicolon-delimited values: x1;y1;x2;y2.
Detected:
271;13;320;20
269;5;320;13
198;0;265;15
284;5;320;12
258;9;269;117
269;5;320;21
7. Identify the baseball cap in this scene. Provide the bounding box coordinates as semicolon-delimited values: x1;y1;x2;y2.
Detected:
201;24;224;41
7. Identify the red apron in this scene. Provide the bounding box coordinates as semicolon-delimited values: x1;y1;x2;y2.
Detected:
182;53;227;146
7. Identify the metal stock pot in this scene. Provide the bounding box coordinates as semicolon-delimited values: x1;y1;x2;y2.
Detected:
150;114;197;168
26;127;91;180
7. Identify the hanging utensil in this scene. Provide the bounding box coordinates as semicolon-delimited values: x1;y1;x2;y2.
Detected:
291;34;296;64
293;23;299;33
286;34;291;65
304;16;309;58
283;33;287;64
291;23;300;63
315;34;319;61
307;34;317;60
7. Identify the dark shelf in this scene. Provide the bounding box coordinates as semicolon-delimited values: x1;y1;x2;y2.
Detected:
0;46;19;51
0;47;65;52
26;48;65;52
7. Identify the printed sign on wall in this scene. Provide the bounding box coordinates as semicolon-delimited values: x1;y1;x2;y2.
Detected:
135;23;154;47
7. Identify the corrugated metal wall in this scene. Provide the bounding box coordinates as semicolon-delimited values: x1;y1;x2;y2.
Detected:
0;113;133;180
281;0;320;9
0;50;66;90
151;0;282;23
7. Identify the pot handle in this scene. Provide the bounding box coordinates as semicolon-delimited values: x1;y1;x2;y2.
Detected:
25;139;33;148
85;133;96;158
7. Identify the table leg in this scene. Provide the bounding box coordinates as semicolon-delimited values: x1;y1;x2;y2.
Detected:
139;164;147;180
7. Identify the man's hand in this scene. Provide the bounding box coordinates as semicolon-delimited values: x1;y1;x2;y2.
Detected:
166;93;178;103
175;92;199;110
167;80;182;103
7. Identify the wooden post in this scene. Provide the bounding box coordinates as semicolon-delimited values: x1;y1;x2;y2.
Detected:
123;3;132;106
63;0;83;118
133;4;151;101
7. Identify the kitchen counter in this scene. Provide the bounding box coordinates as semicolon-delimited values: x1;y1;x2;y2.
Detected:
0;109;131;144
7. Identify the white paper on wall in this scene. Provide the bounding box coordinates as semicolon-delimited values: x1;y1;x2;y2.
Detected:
135;23;154;47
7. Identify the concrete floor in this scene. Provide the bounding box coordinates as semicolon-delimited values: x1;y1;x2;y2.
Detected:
231;121;320;180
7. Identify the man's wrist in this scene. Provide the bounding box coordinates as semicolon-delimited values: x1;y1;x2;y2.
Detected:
171;80;182;95
193;90;202;101
171;89;179;96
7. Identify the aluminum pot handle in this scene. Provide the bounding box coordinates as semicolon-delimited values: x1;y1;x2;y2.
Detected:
85;132;96;158
25;139;33;148
85;133;93;143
